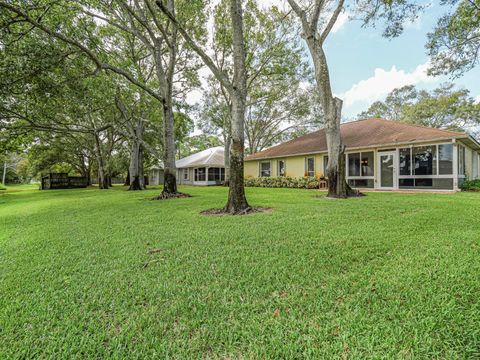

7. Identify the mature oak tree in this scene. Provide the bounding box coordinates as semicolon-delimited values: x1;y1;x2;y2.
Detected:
286;0;423;198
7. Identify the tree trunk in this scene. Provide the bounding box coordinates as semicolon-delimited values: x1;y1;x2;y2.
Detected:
162;103;178;194
124;169;130;186
223;0;250;213
2;160;6;184
128;119;145;191
93;131;108;190
224;134;231;186
324;98;355;198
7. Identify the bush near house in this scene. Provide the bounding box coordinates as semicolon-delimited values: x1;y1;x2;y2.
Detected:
245;176;320;189
460;179;480;191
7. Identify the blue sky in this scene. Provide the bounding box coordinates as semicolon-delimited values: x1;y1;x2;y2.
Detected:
188;0;480;127
323;2;480;119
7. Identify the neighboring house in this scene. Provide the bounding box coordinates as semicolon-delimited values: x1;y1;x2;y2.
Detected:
244;118;480;191
176;147;225;186
148;165;164;186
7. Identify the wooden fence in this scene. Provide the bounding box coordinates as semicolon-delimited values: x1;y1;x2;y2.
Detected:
41;173;88;190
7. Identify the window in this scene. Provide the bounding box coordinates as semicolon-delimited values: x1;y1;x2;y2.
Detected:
305;157;315;177
194;168;206;181
458;145;465;176
438;144;453;175
183;169;189;180
277;160;286;176
413;146;437;175
208;167;225;181
260;161;271;177
347;152;374;177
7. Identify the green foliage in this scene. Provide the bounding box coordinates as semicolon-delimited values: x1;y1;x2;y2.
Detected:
0;186;480;357
0;183;6;190
460;179;480;192
427;0;480;77
245;176;320;189
358;83;480;132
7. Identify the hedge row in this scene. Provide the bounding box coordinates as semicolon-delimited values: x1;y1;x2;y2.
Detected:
244;176;320;189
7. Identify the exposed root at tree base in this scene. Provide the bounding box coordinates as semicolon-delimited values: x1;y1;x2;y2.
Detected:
320;190;365;199
200;207;272;216
152;192;192;200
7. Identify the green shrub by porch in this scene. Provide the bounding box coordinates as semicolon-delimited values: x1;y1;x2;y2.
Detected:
245;176;320;189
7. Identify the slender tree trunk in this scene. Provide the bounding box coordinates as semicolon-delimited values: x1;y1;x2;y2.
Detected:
93;131;108;190
324;98;353;197
128;119;145;190
2;160;6;184
124;169;130;186
162;103;177;194
224;134;231;186
224;0;249;213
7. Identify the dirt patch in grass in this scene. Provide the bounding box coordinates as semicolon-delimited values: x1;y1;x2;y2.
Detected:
200;207;272;216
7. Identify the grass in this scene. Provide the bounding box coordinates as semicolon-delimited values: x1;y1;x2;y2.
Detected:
0;186;479;358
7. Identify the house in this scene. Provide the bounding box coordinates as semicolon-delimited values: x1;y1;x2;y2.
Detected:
149;147;226;186
244;118;480;191
147;165;164;186
176;147;225;186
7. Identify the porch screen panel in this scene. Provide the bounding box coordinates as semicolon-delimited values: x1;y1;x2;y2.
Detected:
399;148;411;175
438;144;453;175
413;146;437;175
361;152;374;176
348;153;360;176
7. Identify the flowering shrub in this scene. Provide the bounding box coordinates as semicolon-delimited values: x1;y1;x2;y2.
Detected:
244;176;320;189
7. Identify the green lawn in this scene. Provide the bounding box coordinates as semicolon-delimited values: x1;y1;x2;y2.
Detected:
1;186;479;358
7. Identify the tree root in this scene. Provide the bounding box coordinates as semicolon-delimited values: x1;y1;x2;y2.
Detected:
152;191;191;200
200;207;272;216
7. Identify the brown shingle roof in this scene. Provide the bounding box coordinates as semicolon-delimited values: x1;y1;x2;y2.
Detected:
245;118;467;161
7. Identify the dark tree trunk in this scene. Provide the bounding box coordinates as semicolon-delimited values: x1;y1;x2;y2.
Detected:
124;169;130;186
161;104;178;195
128;119;145;191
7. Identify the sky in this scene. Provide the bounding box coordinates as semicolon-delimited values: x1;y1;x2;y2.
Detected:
186;0;480;125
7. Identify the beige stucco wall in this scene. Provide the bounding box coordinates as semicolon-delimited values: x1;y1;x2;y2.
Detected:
245;154;328;179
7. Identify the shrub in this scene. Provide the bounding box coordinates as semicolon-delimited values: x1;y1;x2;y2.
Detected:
0;183;6;191
460;179;480;192
244;176;320;189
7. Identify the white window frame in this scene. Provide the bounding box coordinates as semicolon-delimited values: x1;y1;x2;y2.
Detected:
259;161;271;177
277;159;286;177
183;169;189;181
305;157;315;177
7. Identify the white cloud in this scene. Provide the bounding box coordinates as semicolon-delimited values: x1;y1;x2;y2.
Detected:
340;62;434;107
475;95;480;104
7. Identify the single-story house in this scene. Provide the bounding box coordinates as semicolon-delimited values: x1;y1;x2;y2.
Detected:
148;165;164;186
176;147;225;186
244;118;480;191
